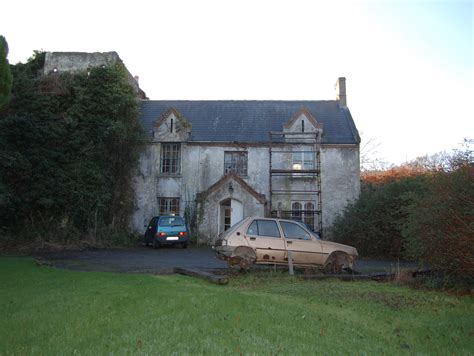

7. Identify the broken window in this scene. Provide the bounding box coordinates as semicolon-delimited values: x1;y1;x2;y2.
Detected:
224;151;248;176
161;143;181;174
158;197;180;215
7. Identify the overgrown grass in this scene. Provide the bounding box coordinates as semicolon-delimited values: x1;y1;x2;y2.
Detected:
1;257;472;354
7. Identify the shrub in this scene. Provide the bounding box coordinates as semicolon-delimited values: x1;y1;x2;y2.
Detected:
403;164;474;279
331;177;427;259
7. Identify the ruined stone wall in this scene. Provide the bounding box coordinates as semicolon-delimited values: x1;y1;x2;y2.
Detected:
43;52;147;98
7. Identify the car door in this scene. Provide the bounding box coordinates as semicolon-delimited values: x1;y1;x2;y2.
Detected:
145;217;158;243
245;219;286;264
279;221;327;266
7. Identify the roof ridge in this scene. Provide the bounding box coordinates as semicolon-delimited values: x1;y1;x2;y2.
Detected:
140;99;338;103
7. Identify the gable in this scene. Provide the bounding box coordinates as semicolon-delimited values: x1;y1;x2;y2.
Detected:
283;107;323;133
197;172;266;204
153;107;192;142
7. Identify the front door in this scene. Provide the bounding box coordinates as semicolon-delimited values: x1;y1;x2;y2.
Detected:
220;198;244;233
230;199;243;227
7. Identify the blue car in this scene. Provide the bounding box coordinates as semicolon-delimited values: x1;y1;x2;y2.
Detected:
144;216;189;249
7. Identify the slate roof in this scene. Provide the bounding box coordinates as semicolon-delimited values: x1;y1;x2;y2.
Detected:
139;100;360;145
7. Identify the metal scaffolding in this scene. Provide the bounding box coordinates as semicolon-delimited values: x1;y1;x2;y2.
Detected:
268;131;323;236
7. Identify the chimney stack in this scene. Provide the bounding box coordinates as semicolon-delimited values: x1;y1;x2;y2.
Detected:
134;75;139;84
335;77;347;107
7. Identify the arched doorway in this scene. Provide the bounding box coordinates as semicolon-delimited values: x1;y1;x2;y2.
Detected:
219;198;244;233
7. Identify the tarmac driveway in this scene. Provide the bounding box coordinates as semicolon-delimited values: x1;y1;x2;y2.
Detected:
36;246;420;275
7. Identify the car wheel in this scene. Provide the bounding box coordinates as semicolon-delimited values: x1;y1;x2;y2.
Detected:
324;252;349;274
181;242;188;249
234;246;256;271
152;241;160;249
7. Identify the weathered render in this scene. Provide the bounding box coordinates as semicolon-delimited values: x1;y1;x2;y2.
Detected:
134;79;360;243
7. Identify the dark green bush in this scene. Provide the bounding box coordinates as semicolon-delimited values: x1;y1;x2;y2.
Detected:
403;164;473;279
332;144;473;284
331;177;427;259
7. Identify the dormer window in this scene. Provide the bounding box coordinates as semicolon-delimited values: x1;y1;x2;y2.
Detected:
170;118;174;133
301;120;305;132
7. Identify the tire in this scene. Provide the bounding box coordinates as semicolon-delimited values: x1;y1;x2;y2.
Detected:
152;241;160;249
234;246;256;271
324;252;349;274
181;242;188;249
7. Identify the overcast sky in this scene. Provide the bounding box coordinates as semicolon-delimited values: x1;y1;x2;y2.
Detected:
2;0;472;164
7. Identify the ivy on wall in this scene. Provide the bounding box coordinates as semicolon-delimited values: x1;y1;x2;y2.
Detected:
0;52;144;246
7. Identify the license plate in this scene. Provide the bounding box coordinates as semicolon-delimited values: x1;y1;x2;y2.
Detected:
167;236;179;241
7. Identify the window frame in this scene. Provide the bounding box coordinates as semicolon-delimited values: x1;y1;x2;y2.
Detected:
160;142;181;175
224;151;248;176
292;148;314;176
291;200;316;231
157;197;180;216
246;219;282;239
280;221;312;240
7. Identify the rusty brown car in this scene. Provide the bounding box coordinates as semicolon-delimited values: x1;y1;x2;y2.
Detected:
213;217;358;272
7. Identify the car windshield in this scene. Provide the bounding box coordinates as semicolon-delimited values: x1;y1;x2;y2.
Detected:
159;217;185;227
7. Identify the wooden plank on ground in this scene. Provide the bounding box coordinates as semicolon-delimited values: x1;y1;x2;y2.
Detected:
301;272;395;281
173;267;229;285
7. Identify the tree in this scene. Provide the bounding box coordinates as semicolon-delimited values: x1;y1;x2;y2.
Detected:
359;133;390;172
0;35;13;111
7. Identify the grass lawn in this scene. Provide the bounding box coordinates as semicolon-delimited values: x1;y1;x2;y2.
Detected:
0;257;472;355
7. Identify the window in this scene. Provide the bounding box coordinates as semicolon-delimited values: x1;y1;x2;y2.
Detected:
292;148;314;171
246;220;281;238
291;201;316;231
281;221;311;240
224;151;248;176
161;143;181;174
291;202;302;220
158;197;180;215
303;202;315;229
224;207;231;231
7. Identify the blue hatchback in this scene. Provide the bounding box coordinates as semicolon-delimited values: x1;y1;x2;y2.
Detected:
144;216;189;249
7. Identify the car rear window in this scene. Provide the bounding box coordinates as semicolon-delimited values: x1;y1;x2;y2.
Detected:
158;217;185;227
247;220;281;238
